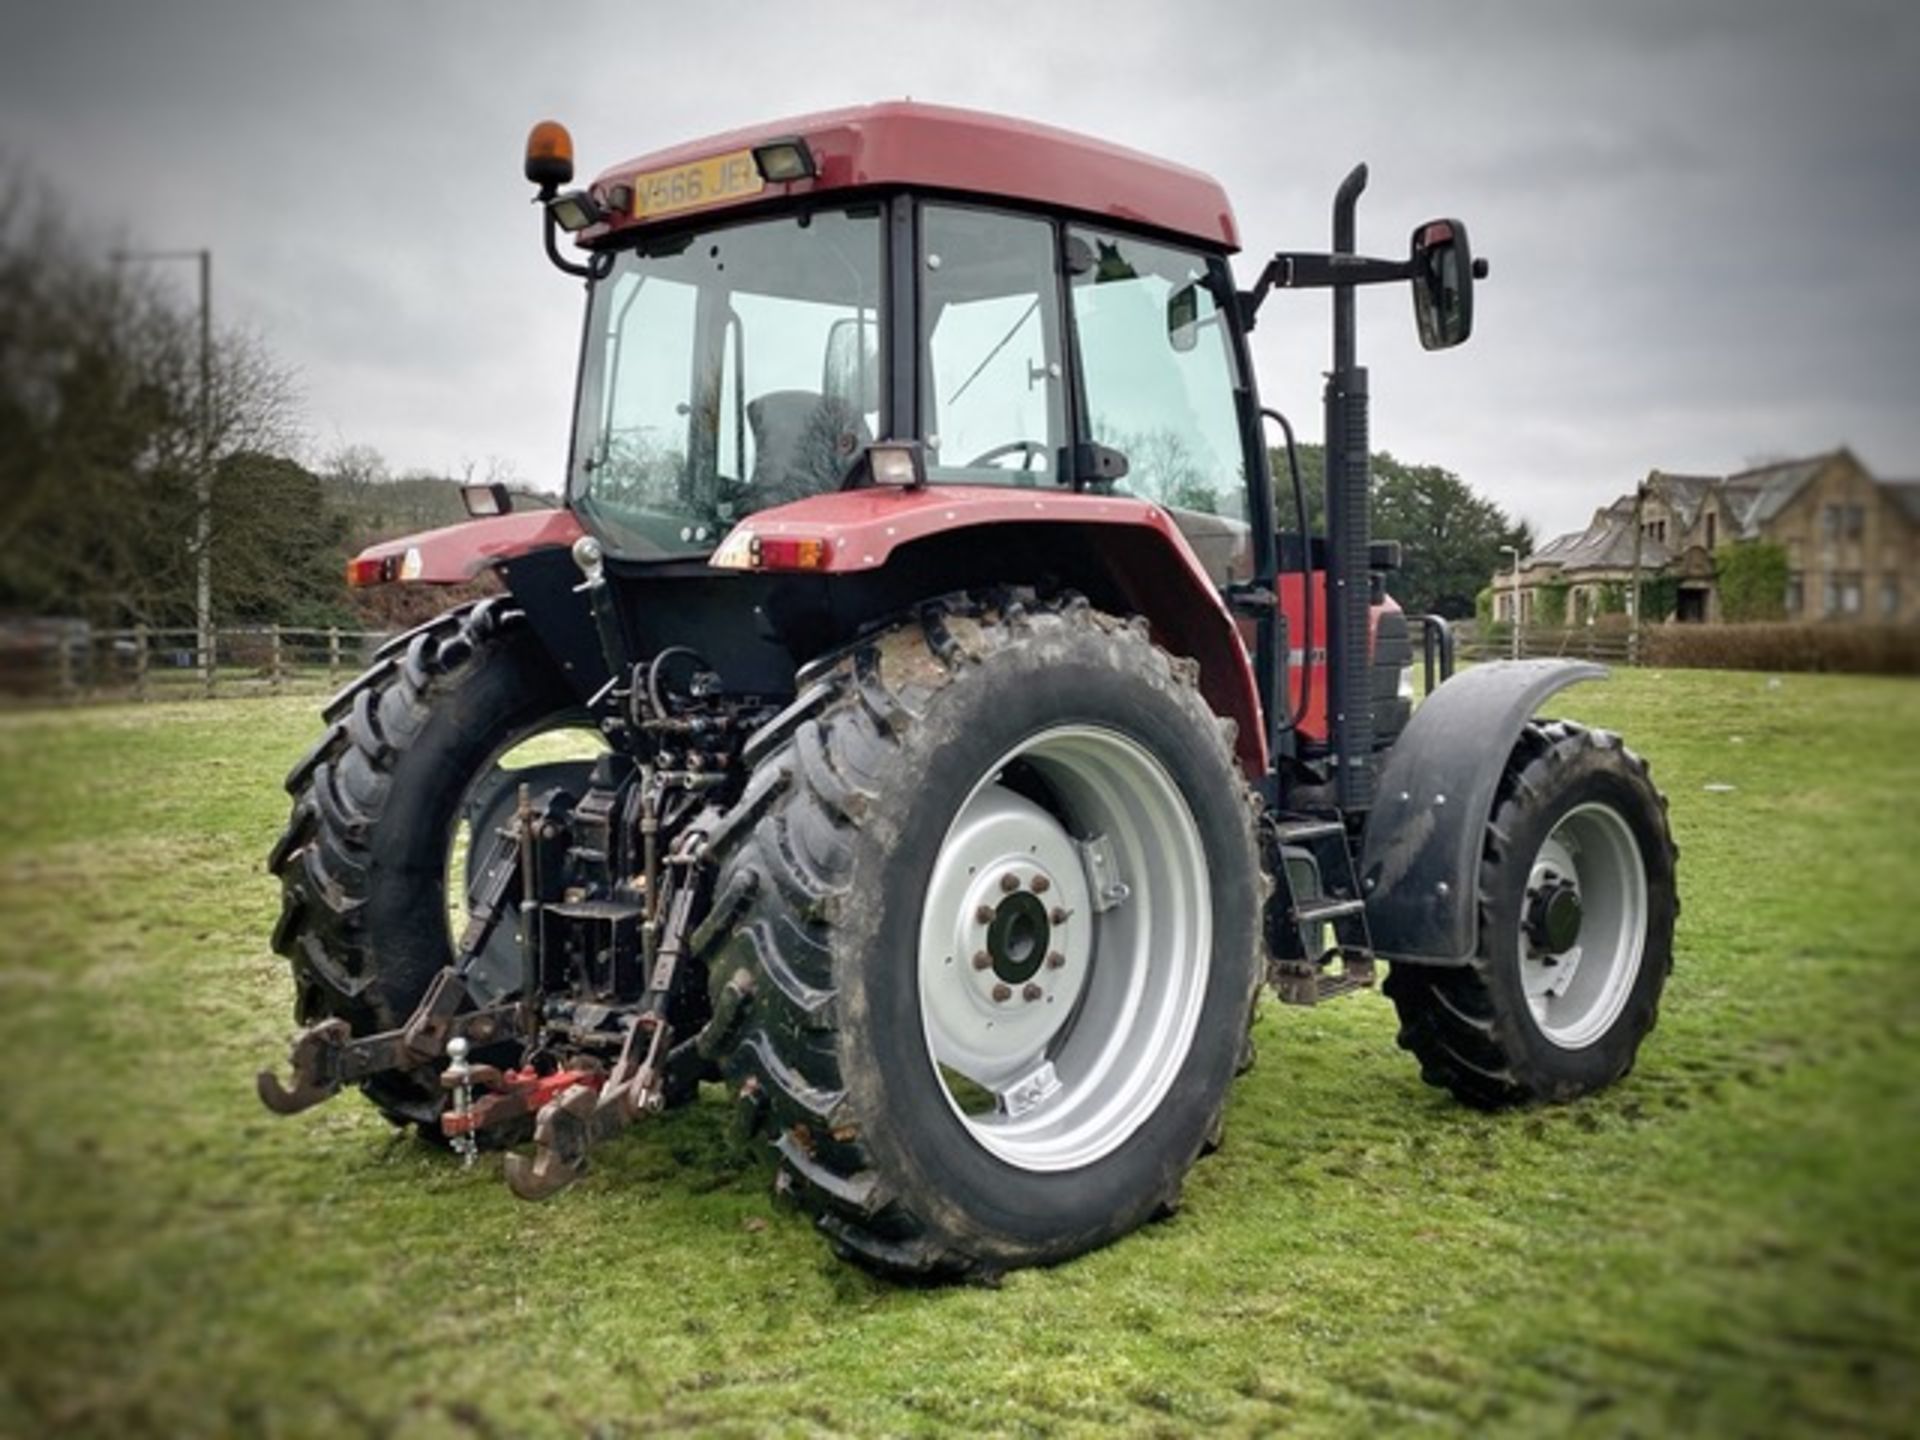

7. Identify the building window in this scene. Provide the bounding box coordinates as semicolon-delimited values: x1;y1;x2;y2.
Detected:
1826;572;1863;617
1706;512;1717;549
1845;504;1866;540
1822;504;1843;540
1884;576;1901;619
1786;573;1803;616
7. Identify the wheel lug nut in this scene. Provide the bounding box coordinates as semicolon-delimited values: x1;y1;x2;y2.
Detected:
991;983;1011;1003
971;951;992;971
1050;907;1069;925
1022;983;1043;1002
1030;874;1050;893
975;905;995;924
1046;951;1066;969
999;873;1020;894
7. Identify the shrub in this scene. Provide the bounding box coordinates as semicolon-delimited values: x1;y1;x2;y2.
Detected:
1718;542;1789;622
1536;580;1569;628
1643;623;1920;675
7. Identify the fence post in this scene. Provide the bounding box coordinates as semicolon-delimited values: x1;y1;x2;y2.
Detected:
134;624;149;702
56;633;76;703
327;626;341;686
270;624;284;692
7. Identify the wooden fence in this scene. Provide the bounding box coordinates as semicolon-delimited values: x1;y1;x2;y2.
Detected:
0;626;396;706
1452;623;1638;665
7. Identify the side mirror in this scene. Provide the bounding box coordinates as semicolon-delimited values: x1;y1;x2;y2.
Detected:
1167;281;1201;353
823;316;881;413
1409;218;1486;351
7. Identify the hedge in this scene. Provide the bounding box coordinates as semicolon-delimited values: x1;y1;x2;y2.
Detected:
1642;623;1920;675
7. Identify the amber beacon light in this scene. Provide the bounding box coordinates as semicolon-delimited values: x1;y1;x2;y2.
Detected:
524;120;575;198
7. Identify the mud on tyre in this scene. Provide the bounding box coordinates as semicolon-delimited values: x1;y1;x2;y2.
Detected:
697;593;1262;1279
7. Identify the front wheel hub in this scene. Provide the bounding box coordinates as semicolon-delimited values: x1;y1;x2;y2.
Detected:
1525;877;1583;957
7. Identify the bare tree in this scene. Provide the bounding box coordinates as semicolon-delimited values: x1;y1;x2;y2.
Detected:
0;163;303;627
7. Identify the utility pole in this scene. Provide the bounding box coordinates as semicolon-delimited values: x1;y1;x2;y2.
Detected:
1630;479;1647;667
113;247;213;695
1500;543;1521;659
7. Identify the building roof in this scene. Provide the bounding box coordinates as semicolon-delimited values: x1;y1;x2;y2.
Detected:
1524;512;1670;575
1718;450;1848;537
1646;471;1717;528
1555;513;1672;573
583;101;1240;251
1522;529;1586;568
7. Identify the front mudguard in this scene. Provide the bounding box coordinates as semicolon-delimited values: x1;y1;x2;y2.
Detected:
1359;659;1606;966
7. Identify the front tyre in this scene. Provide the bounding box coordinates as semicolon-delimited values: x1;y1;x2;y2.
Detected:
1384;721;1678;1107
702;596;1261;1278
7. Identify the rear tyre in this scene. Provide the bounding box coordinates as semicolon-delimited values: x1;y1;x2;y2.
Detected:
1383;721;1677;1108
266;600;588;1129
699;595;1261;1278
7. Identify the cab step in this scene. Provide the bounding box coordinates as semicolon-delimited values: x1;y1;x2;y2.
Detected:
1270;950;1377;1007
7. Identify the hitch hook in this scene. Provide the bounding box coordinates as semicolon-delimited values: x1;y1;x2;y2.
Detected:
255;1018;352;1115
502;1083;607;1201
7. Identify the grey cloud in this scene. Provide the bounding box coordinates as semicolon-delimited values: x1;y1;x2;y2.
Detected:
3;0;1916;531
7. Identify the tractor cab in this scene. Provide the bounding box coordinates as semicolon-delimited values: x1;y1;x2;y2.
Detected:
551;111;1255;588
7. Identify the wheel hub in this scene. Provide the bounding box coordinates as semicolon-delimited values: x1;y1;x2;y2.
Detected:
985;889;1053;984
1515;804;1650;1049
1525;877;1583;958
924;788;1093;1087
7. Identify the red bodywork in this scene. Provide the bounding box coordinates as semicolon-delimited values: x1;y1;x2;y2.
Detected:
711;486;1268;777
581;102;1239;252
349;509;584;586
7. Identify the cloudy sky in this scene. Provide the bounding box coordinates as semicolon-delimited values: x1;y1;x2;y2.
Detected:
6;0;1916;541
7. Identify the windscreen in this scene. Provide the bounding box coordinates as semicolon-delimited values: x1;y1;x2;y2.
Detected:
571;207;884;559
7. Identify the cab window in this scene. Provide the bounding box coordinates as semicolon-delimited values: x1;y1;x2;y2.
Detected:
920;206;1067;486
1067;228;1247;524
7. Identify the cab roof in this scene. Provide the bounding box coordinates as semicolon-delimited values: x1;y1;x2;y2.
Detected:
584;101;1239;252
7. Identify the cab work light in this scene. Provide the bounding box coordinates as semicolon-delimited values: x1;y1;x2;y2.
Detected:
460;482;514;517
547;188;603;233
867;440;927;489
751;138;817;183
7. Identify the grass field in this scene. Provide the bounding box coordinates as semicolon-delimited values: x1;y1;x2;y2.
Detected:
2;668;1917;1437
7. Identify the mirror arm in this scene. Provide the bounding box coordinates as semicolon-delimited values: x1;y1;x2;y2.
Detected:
1239;251;1415;329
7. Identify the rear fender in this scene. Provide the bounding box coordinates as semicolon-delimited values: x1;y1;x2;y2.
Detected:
351;509;584;584
1359;659;1606;966
711;487;1268;777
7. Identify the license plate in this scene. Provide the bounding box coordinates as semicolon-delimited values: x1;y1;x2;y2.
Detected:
631;148;764;221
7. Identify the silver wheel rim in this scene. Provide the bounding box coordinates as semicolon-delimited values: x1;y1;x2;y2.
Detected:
916;725;1211;1172
1517;801;1648;1050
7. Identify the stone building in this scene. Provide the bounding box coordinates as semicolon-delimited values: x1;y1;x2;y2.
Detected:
1491;450;1920;626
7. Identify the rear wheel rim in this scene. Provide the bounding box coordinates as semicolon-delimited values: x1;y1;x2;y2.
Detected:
1516;801;1648;1049
442;720;604;1001
916;724;1211;1172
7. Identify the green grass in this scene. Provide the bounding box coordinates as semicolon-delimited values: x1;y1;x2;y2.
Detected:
1;669;1916;1437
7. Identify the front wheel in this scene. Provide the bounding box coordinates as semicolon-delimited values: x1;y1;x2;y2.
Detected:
1384;721;1678;1108
700;595;1262;1278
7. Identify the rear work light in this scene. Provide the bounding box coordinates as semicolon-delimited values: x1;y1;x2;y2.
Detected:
751;138;817;183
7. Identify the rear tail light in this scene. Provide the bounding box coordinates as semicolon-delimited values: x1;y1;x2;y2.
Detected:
709;529;829;572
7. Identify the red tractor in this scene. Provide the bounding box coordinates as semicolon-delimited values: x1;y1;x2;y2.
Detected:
261;104;1676;1278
